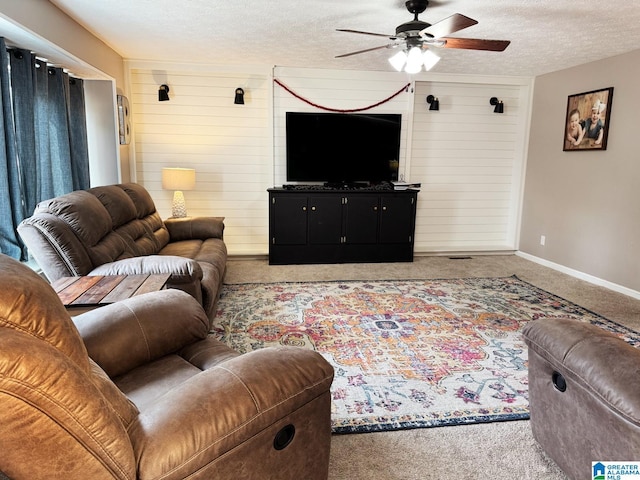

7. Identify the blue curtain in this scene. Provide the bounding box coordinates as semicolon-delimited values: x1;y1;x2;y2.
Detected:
68;77;90;191
0;39;23;259
9;49;37;217
0;39;90;260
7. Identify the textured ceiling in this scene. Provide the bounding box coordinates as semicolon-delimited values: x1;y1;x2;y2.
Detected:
48;0;640;77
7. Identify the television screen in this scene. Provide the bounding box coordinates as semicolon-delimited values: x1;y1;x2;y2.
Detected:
285;112;401;184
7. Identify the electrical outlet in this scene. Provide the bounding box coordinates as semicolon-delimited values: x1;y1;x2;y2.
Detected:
540;235;546;246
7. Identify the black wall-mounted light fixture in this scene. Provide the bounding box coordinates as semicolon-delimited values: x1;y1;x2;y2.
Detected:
234;87;245;105
490;97;504;113
159;84;170;101
426;94;440;111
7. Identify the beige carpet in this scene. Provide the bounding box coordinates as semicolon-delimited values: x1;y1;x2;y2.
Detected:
225;254;640;480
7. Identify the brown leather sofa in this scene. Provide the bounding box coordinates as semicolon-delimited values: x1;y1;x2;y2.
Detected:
17;183;226;325
0;254;334;479
523;318;640;480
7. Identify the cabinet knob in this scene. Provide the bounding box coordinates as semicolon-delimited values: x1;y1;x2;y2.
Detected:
311;206;316;211
302;206;307;211
382;206;387;211
373;206;378;211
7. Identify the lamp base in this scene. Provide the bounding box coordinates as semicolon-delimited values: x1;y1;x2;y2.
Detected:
171;190;188;218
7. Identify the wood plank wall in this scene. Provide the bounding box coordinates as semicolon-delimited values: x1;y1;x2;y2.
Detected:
410;81;528;252
127;62;531;256
129;66;272;255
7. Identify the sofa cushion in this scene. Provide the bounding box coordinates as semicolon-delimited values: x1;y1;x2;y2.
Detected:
89;185;167;256
31;190;135;270
89;358;140;428
18;212;95;278
117;183;159;219
141;211;170;251
89;185;138;228
116;183;170;251
38;190;113;249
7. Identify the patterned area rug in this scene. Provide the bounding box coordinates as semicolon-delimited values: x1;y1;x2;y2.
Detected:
211;276;637;434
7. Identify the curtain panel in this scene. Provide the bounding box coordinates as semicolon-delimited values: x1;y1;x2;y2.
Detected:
0;38;90;260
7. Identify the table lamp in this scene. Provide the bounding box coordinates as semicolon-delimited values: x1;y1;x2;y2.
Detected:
162;167;196;218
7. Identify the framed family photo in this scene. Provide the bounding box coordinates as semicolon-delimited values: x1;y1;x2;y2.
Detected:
563;87;613;151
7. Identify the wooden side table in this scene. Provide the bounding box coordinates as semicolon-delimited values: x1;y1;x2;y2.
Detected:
52;274;171;315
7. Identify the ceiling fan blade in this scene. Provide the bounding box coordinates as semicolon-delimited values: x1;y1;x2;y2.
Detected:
420;13;478;39
441;37;511;51
335;45;392;58
336;29;393;38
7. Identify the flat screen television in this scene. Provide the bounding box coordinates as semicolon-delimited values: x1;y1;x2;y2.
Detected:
285;112;401;185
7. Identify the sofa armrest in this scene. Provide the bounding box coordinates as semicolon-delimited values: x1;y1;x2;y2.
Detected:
523;318;640;424
164;216;225;241
128;347;334;479
89;255;202;283
89;256;203;303
73;290;209;378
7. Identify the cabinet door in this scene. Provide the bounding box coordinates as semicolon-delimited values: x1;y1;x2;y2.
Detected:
271;195;307;245
344;195;379;244
308;195;343;245
379;195;416;244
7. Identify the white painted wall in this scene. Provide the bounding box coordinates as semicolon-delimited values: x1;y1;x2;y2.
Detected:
521;48;640;293
84;79;120;186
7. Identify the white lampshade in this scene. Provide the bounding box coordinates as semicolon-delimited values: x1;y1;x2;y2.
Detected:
404;47;423;74
422;49;441;71
388;50;408;72
162;167;196;191
162;167;196;218
389;47;441;74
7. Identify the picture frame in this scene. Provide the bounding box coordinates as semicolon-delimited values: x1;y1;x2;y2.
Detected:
117;95;131;145
563;87;613;151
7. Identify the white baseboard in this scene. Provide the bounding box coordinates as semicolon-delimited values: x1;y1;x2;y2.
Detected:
516;251;640;300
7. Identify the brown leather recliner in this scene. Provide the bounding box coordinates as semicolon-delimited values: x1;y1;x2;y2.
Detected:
523;318;640;480
17;183;227;326
0;254;334;479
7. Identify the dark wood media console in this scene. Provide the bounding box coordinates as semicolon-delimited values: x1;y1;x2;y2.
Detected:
268;187;418;265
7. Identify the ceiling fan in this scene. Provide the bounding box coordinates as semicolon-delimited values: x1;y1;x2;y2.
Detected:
336;0;510;72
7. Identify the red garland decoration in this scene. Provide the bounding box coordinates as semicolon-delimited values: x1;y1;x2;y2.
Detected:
274;78;411;113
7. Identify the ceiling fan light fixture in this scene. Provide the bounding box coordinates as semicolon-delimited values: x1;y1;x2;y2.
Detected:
422;49;440;71
388;50;408;71
404;46;423;73
339;2;510;72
